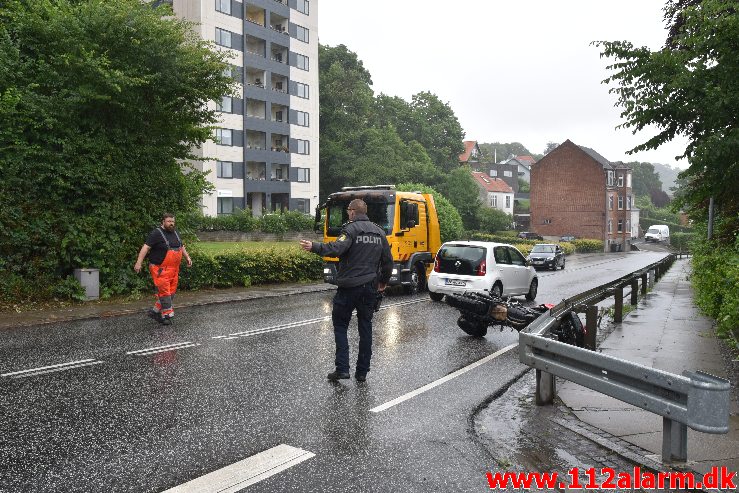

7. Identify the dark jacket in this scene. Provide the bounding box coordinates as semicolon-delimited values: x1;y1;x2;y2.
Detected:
311;214;393;288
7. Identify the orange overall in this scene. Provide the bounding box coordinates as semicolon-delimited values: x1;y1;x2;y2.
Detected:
149;230;183;319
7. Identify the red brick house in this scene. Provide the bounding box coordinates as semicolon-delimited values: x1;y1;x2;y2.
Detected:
530;140;634;252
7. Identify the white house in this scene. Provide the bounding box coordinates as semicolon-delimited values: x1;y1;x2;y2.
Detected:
471;172;514;216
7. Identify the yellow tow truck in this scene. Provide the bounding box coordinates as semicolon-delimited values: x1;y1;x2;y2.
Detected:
314;185;442;293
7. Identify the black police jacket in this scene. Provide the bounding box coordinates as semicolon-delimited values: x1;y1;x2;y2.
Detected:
311;214;393;288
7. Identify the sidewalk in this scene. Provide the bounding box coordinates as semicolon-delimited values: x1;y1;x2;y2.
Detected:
0;282;335;330
557;258;739;475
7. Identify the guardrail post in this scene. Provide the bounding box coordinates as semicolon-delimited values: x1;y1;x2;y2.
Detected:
614;285;624;323
630;279;639;305
641;272;648;295
535;369;555;405
649;269;655;289
585;305;598;350
662;417;688;463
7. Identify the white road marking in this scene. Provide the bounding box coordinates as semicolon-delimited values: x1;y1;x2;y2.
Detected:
160;444;315;493
213;298;428;340
370;343;518;413
127;342;200;356
1;359;104;378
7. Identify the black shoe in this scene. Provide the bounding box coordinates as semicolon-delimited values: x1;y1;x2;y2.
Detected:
354;372;367;382
327;370;350;381
147;309;161;321
160;317;172;326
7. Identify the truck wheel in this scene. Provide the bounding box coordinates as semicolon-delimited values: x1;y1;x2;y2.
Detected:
405;263;426;294
429;292;444;302
457;316;488;337
525;278;538;301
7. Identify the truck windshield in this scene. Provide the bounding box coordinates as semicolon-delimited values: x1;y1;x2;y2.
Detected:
326;201;395;236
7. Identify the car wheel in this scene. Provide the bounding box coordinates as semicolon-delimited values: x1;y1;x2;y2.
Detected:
490;283;503;298
525;278;538;301
429;291;444;302
561;258;566;270
550;263;556;271
457;316;488;337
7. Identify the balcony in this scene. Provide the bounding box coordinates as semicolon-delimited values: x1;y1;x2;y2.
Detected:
245;5;265;26
271;75;288;94
269;13;289;35
245;35;266;58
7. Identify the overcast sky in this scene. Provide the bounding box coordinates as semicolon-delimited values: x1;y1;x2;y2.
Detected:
318;0;689;168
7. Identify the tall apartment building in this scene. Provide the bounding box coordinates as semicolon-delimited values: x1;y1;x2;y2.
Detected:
170;0;319;216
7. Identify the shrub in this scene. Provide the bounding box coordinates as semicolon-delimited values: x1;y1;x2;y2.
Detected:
260;213;288;235
283;210;315;231
572;239;604;253
671;232;695;251
179;247;322;289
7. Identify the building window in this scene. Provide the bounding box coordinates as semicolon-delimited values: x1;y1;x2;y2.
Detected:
489;170;497;177
295;198;309;213
617;219;623;233
607;170;615;186
627;195;632;210
215;128;232;146
215;28;232;48
296;54;309;70
626;219;631;233
223;64;243;83
297;168;310;182
626;172;632;188
296;0;309;14
609;195;614;210
294;25;309;43
217;161;233;179
505;196;511;208
295;111;309;127
491;195;497;208
608;219;612;233
216;96;232;113
618;195;624;210
296;139;310;154
503;170;512;177
544;218;552;224
215;0;231;15
218;197;234;215
618;174;624;187
295;82;309;99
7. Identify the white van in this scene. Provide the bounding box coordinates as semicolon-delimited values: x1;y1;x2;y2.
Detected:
644;225;670;243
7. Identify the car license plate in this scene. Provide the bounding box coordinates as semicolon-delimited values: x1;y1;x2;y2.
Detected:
534;260;543;264
445;279;466;286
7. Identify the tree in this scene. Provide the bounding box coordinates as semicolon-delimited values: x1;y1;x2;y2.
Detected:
407;91;465;173
518;178;530;193
478;142;532;163
543;142;560;155
396;184;464;243
627;161;664;198
439;166;482;230
477;207;513;233
595;0;738;241
318;44;375;198
0;0;233;300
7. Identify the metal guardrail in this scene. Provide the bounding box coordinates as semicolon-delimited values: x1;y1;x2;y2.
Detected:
518;254;731;463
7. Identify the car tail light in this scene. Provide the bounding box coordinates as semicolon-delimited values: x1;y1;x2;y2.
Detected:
433;257;440;272
476;259;486;276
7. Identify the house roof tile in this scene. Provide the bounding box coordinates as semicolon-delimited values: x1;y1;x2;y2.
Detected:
471;172;513;193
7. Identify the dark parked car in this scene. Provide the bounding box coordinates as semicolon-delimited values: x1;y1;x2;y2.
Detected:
517;231;544;241
527;243;565;270
559;234;577;242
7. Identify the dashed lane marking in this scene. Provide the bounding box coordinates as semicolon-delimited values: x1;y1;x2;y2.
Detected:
213;298;428;340
160;444;315;493
370;343;518;413
1;359;104;379
126;342;200;356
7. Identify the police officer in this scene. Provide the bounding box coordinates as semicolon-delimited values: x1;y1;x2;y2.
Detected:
300;199;392;382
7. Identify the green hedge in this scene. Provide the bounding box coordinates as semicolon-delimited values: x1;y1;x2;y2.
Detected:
468;233;601;254
178;247;323;289
180;209;314;233
572;239;604;253
671;232;695;251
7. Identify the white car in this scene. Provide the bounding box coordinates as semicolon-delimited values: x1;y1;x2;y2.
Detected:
427;241;538;301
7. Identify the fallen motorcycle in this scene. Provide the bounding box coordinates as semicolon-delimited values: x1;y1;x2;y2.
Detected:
445;292;585;347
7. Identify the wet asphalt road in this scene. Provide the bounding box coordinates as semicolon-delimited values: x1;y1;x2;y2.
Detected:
0;251;669;492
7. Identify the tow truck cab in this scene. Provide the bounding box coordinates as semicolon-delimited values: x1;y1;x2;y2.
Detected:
314;185;441;293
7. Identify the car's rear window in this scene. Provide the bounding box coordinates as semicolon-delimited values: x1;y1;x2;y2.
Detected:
437;245;486;275
531;245;554;253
